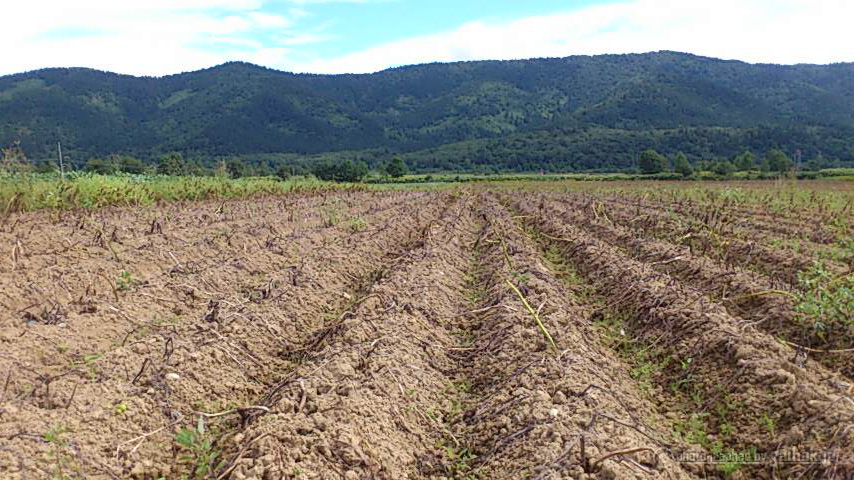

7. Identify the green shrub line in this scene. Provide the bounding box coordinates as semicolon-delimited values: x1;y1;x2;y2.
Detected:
0;172;365;214
364;168;854;185
2;167;852;214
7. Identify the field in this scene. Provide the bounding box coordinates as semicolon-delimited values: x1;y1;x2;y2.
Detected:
0;180;852;479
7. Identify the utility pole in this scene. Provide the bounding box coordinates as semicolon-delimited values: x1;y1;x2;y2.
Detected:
57;142;65;180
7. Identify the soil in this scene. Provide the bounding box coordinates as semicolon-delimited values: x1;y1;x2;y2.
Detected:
1;190;851;479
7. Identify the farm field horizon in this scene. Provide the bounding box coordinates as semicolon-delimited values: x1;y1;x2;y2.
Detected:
0;179;852;479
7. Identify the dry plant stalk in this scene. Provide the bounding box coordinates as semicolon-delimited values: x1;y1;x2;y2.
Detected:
505;279;557;351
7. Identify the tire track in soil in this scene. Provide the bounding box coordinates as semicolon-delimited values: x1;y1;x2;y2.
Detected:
535;196;854;382
444;195;696;480
222;193;482;479
508;194;854;479
0;192;447;479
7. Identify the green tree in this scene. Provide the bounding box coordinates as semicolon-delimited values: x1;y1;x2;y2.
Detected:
255;161;272;177
711;160;736;177
157;153;185;176
734;151;756;171
766;149;793;173
226;158;247;179
276;163;292;181
84;157;117;174
806;153;833;171
33;159;58;173
673;152;694;177
214;160;228;178
114;155;146;174
385;156;408;178
0;142;32;174
183;158;209;177
638;149;669;174
312;159;368;182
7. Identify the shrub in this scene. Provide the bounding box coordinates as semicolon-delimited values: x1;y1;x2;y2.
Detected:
311;159;368;183
638;149;669;174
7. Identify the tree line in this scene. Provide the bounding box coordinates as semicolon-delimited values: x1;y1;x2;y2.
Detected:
638;148;798;177
1;146;410;183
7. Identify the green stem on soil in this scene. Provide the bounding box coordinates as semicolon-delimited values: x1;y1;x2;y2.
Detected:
505;279;557;351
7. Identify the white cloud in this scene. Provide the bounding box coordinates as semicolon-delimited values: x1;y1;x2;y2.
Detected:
1;0;852;76
292;0;854;74
0;0;304;75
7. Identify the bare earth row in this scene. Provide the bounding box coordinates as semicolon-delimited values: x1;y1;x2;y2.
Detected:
1;190;851;479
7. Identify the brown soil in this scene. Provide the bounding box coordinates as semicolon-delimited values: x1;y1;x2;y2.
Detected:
0;191;447;479
448;196;698;479
532;194;854;380
574;194;834;287
508;192;854;479
597;194;851;274
1;189;851;480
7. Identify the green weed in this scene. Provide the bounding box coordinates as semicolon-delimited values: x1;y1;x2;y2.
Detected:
795;262;853;344
116;271;135;291
347;216;367;233
438;439;479;480
43;424;76;479
759;412;777;438
175;418;225;479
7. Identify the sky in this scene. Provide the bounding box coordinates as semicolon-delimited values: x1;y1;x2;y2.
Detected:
2;0;853;77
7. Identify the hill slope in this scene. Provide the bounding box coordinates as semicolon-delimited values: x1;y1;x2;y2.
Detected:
2;51;853;171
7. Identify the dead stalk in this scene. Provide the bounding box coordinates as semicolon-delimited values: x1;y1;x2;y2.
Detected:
505;279;557;351
590;447;654;471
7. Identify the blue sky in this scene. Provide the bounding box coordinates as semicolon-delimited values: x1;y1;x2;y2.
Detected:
2;0;853;76
282;0;617;58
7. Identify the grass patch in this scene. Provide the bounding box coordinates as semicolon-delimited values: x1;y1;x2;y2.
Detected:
0;172;366;214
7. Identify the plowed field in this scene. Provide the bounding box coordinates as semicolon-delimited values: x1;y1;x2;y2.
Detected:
1;188;852;479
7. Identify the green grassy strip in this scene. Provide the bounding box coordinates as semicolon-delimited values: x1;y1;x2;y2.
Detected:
0;173;367;213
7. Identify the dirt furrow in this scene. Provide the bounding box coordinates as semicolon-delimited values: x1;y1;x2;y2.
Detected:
445;195;697;479
0;191;428;384
222;194;481;479
564;194;826;287
509;193;854;479
602;192;843;245
0;192;446;479
592;195;851;279
533;196;854;381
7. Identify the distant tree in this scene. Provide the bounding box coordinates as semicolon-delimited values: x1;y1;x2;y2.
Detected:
806;153;832;171
84;157;117;174
0;142;32;174
385;156;408;178
183;158;209;177
311;161;335;181
638;149;669;174
673;152;694;177
33;159;58;174
734;151;756;171
157;153;185;176
276;163;292;181
113;155;145;174
226;158;247;179
214;160;229;178
766;149;793;173
255;161;272;177
312;159;368;182
711;160;736;177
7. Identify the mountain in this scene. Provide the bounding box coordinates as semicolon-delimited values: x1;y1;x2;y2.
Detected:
2;51;854;172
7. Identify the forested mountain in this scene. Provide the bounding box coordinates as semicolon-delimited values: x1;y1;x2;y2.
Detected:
2;51;854;172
